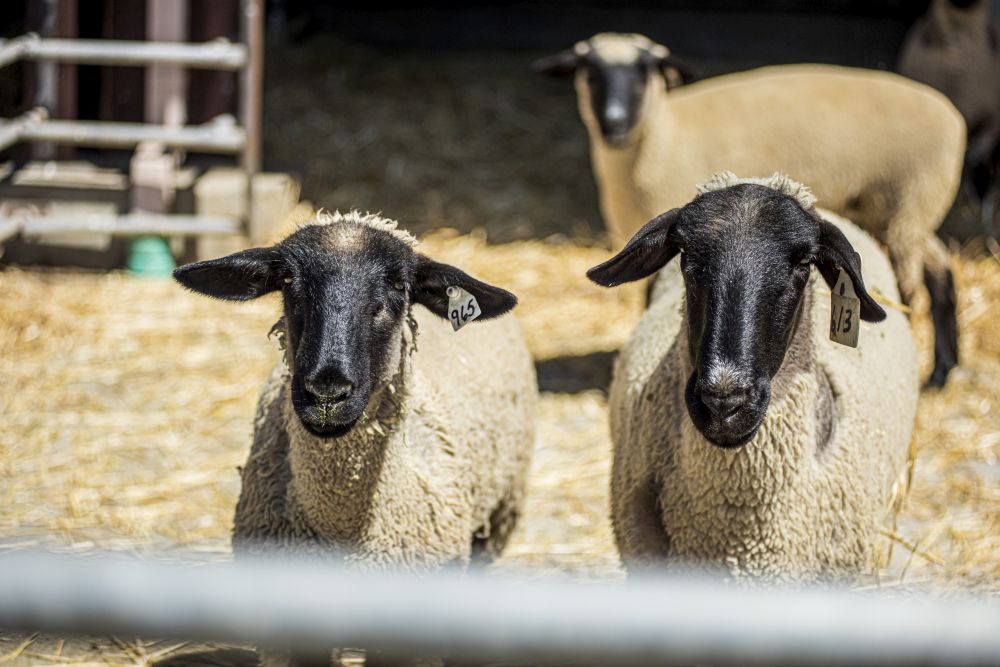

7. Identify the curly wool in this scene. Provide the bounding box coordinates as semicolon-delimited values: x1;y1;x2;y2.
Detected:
697;171;818;211
233;303;536;572
609;202;918;584
309;209;418;248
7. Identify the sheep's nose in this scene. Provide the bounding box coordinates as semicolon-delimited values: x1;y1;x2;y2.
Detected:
304;371;354;403
700;388;749;419
605;102;628;124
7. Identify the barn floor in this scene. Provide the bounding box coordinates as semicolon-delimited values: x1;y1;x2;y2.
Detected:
2;33;1000;666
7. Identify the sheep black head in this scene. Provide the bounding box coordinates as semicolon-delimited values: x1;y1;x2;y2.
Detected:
534;33;695;147
174;212;517;439
587;183;886;449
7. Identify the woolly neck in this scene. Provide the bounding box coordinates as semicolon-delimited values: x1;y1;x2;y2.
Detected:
280;309;419;543
674;273;835;492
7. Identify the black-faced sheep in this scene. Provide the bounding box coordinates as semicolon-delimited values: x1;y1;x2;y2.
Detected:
537;32;965;387
587;173;918;583
175;212;536;663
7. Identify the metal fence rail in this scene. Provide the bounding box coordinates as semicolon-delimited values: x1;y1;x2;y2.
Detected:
0;34;248;70
0;108;246;154
0;551;998;666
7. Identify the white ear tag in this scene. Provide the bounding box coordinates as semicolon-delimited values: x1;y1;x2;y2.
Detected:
830;268;861;348
446;286;481;331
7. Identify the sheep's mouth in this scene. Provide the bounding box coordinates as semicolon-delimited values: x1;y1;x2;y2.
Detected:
601;129;634;148
290;376;367;439
298;418;357;439
702;417;765;449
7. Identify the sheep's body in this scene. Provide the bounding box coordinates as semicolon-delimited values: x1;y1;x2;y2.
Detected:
233;305;536;570
609;207;918;582
583;64;964;304
899;0;1000;172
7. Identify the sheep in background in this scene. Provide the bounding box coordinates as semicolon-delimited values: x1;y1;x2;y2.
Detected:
900;0;1000;230
175;211;536;663
536;33;964;387
587;173;918;583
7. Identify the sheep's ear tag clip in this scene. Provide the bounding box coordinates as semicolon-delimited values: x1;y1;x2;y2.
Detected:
446;285;481;332
830;268;861;348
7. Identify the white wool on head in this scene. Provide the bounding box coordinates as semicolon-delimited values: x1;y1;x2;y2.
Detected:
308;209;418;247
589;33;666;65
697;171;818;211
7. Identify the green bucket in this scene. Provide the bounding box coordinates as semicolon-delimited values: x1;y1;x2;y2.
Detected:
127;236;176;277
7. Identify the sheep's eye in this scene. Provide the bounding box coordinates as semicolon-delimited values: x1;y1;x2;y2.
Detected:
282;277;293;285
392;281;405;292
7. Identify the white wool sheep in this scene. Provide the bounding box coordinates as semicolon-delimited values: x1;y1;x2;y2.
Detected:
174;211;536;570
538;33;964;386
588;174;918;583
175;212;536;665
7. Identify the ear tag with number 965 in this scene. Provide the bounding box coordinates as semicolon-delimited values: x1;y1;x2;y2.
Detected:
447;286;481;332
830;268;861;348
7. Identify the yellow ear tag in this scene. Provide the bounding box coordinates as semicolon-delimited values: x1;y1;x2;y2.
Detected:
446;286;481;332
830;268;861;348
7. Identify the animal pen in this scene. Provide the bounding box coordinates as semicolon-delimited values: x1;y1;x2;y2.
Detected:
1;2;1000;666
0;0;293;265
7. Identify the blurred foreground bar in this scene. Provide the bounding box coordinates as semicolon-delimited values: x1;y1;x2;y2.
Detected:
0;551;998;665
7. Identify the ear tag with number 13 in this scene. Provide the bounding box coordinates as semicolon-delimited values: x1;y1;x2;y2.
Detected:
447;286;481;332
830;268;861;348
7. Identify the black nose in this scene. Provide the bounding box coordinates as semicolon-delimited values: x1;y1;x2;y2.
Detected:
303;370;354;403
700;390;748;419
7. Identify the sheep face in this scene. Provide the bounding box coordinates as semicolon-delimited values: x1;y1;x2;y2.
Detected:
534;33;695;148
587;184;886;449
174;216;518;439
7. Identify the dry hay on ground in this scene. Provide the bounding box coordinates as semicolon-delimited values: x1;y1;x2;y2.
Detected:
0;234;999;664
263;38;604;244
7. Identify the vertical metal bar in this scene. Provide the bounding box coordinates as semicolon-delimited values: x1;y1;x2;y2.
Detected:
239;0;263;175
33;0;58;159
145;0;188;127
55;0;78;160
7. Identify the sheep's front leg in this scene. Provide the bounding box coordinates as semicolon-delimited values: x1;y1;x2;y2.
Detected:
611;473;672;573
888;233;959;388
920;235;959;388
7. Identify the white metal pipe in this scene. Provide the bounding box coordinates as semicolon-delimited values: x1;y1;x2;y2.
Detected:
0;551;997;666
0;34;37;69
0;35;247;70
0;107;48;152
0;218;21;243
17;213;241;237
18;116;246;152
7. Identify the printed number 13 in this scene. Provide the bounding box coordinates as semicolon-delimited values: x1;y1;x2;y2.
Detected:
833;305;853;333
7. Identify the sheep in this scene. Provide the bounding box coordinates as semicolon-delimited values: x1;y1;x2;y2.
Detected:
174;211;536;661
899;0;1000;227
586;173;918;583
536;32;965;387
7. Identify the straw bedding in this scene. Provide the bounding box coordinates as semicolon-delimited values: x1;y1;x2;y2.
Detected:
0;234;998;664
1;234;998;581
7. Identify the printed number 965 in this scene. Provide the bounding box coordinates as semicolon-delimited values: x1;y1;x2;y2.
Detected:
450;298;478;328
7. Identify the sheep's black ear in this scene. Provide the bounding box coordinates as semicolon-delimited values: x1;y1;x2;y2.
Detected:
173;247;282;301
587;208;681;287
659;54;698;88
412;256;517;321
643;46;698;89
533;48;582;77
814;220;886;322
